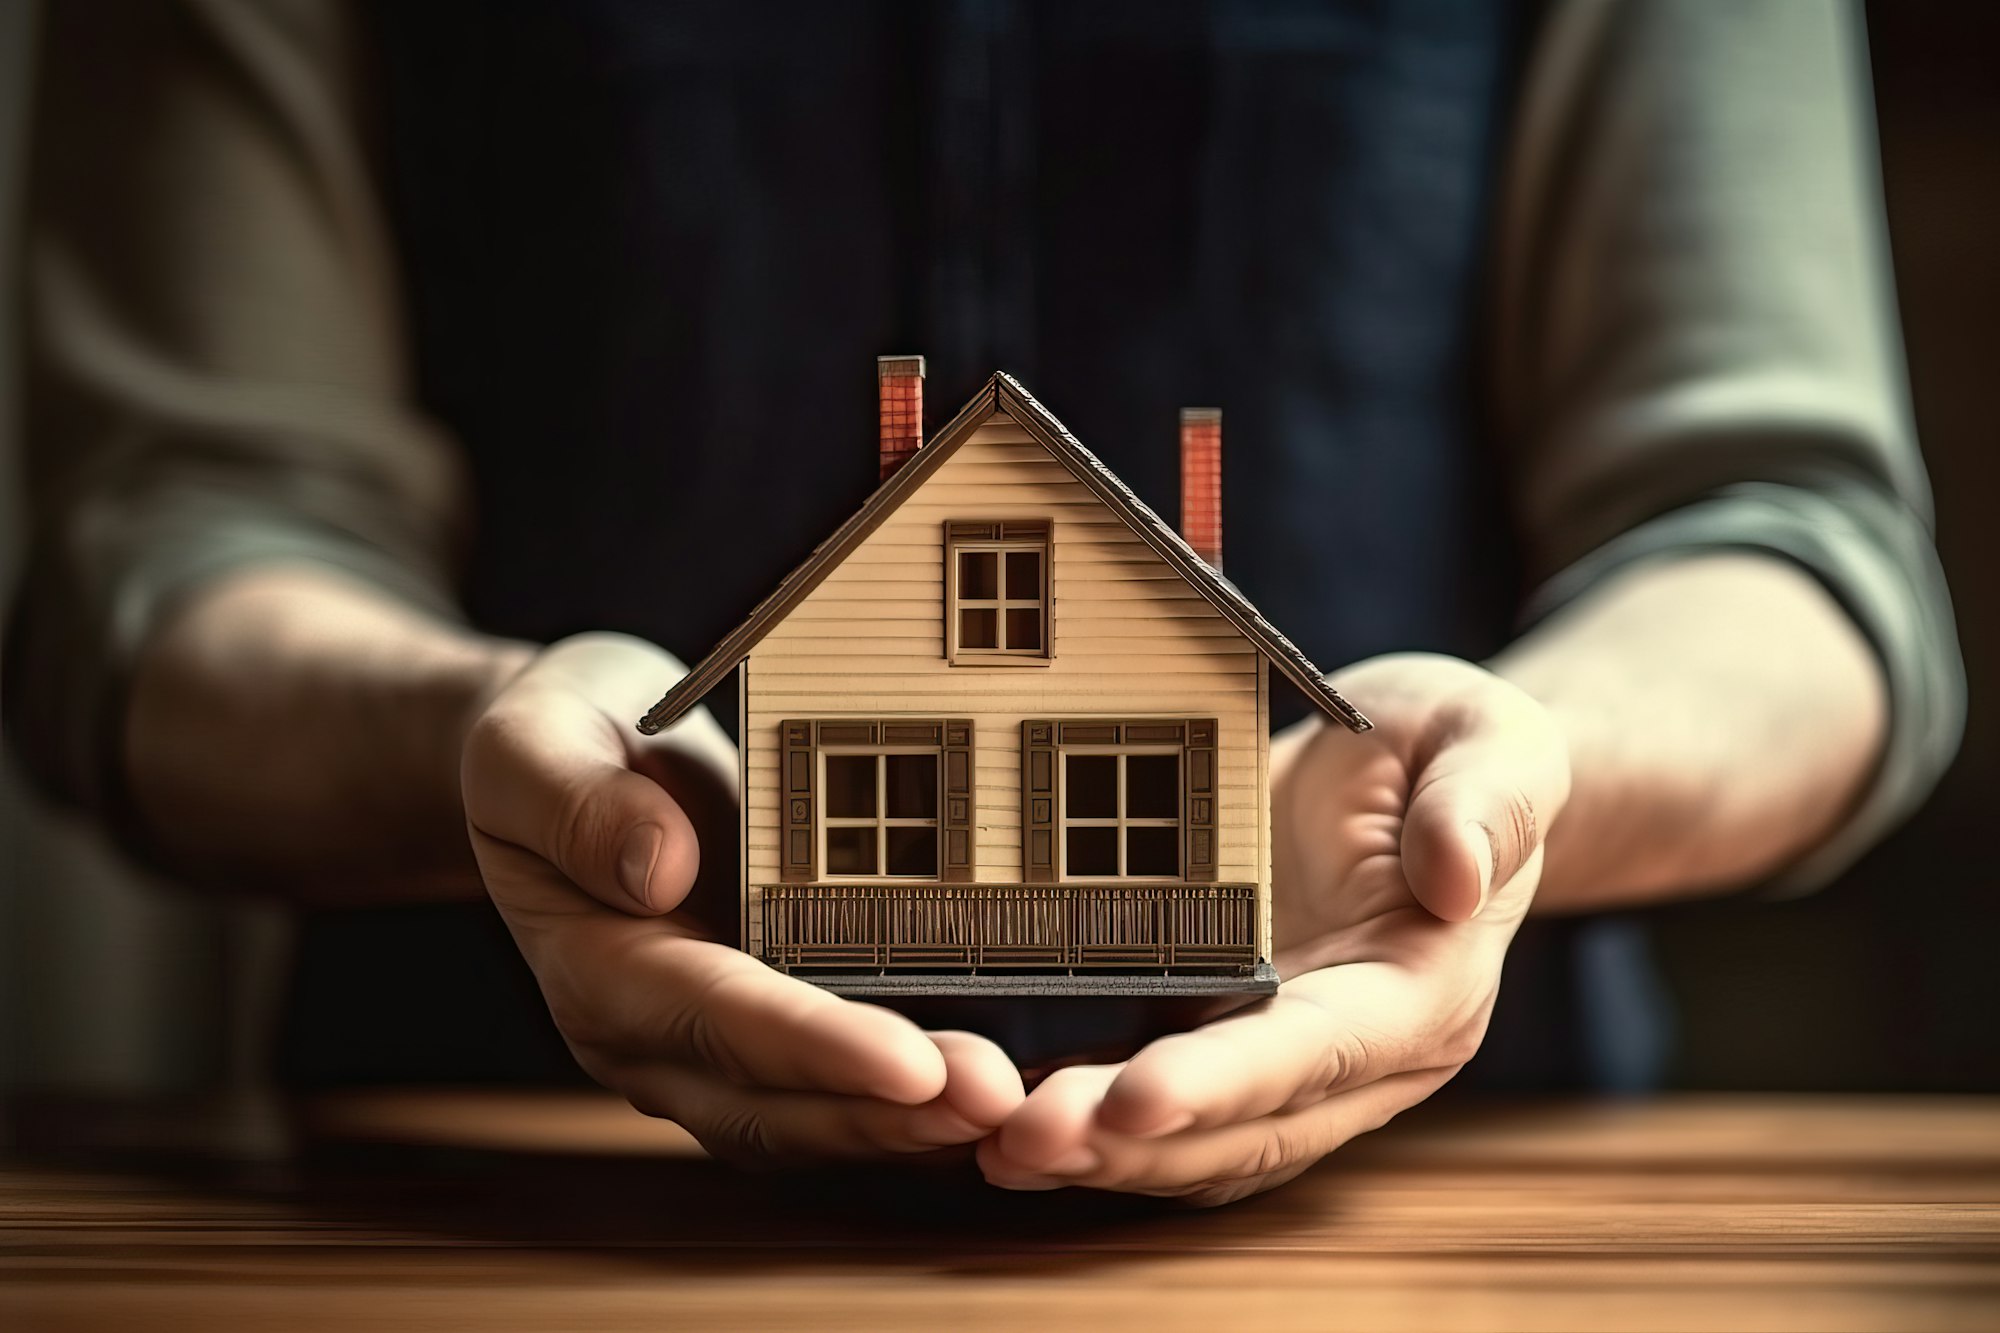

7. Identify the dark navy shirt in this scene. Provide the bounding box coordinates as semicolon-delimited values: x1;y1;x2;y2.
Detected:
279;0;1670;1092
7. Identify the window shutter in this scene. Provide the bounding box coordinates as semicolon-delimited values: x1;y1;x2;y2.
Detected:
942;719;976;882
1022;720;1057;884
780;720;816;883
1184;718;1219;882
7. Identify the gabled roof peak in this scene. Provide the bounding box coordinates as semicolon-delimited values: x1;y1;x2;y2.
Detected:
637;371;1370;735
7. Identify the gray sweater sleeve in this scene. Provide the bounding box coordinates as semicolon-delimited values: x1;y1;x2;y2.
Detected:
4;0;469;815
1493;0;1965;893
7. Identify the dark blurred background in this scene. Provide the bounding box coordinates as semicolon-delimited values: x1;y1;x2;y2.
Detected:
1;3;1996;1108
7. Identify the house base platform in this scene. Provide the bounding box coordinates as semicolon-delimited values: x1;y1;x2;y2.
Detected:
794;962;1280;999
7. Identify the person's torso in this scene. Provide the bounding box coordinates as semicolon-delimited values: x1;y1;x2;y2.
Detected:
279;0;1667;1094
369;0;1524;678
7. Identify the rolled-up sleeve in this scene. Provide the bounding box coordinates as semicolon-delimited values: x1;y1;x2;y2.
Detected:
4;0;467;814
1494;0;1965;892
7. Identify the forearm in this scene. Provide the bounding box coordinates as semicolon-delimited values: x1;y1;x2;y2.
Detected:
1492;551;1888;912
126;566;534;902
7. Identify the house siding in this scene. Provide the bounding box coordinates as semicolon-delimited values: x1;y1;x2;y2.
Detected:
742;415;1270;957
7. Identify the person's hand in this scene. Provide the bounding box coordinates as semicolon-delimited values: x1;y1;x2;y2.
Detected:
977;653;1569;1205
462;633;1024;1162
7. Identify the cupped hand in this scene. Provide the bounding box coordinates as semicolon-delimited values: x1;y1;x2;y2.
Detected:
462;633;1024;1162
977;653;1569;1205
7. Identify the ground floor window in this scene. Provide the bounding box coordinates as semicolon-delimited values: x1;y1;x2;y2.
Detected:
1061;749;1182;878
823;750;940;877
781;719;975;885
1021;718;1218;884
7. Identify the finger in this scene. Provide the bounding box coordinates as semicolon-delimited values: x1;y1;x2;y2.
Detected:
982;1067;1453;1198
464;638;707;915
929;1030;1027;1128
985;1064;1122;1179
561;926;949;1104
1401;703;1568;921
620;1062;994;1165
1095;970;1432;1138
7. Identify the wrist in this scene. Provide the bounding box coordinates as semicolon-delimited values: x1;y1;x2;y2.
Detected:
1489;552;1887;911
127;566;537;899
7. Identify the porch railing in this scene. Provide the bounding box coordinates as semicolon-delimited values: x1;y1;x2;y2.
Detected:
759;883;1259;973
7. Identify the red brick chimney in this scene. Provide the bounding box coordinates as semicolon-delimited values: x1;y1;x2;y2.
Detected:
878;355;926;480
1180;407;1223;570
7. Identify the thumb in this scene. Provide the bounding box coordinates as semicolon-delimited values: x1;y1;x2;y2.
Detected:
463;639;707;916
1400;717;1568;922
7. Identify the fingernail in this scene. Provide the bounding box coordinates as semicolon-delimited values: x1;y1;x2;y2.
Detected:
1044;1146;1101;1175
618;824;663;909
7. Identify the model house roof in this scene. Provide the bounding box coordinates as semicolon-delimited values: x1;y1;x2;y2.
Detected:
637;372;1372;736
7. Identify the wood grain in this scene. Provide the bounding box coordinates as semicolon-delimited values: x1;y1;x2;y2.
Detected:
4;1092;1996;1332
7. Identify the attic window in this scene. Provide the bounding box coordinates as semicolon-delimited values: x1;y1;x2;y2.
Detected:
945;520;1051;665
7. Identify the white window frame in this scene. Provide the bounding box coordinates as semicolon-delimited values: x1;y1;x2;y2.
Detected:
946;539;1051;665
1057;746;1182;880
819;747;942;880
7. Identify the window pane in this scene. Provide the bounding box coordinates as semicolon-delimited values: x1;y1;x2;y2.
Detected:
1004;606;1043;652
959;550;998;599
1005;550;1041;600
1065;754;1118;819
824;754;877;818
885;753;938;818
1125;826;1180;878
1066;826;1118;876
1125;754;1180;819
825;826;876;876
884;826;938;877
959;607;998;649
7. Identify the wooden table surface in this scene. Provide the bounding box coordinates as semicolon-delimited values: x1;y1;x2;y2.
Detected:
4;1091;1997;1332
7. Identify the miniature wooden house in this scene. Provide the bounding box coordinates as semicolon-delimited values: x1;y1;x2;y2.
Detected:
639;360;1369;996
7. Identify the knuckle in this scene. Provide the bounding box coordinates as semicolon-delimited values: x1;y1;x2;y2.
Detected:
659;977;755;1084
1214;1128;1301;1187
1502;787;1539;859
1277;994;1368;1093
547;776;604;882
695;1104;778;1165
1208;1112;1304;1176
1496;784;1536;868
1473;785;1539;889
685;1011;744;1083
1326;1029;1372;1090
1252;1128;1297;1180
1324;1024;1388;1093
